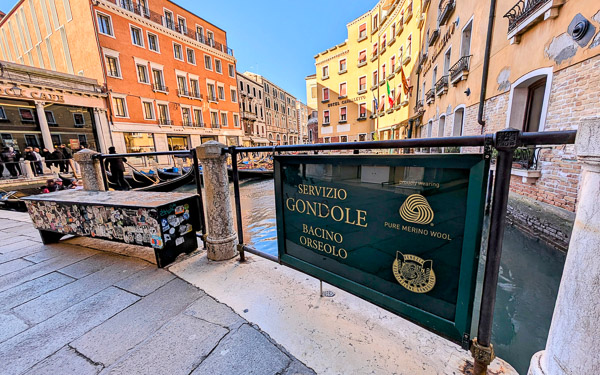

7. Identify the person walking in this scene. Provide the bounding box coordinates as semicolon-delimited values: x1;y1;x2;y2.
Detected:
105;146;130;190
24;147;38;176
1;147;18;178
33;147;44;175
60;144;72;173
51;145;65;173
11;147;22;176
41;148;53;169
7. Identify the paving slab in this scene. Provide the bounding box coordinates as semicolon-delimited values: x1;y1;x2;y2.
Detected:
58;253;148;280
113;266;175;296
22;245;81;264
0;287;139;375
0;223;40;238
0;272;74;312
0;218;25;230
0;246;98;293
24;346;102;375
14;256;148;324
0;244;46;264
0;258;34;276
72;278;205;366
184;296;246;329
0;239;44;254
191;323;293;375
102;314;227;375
0;235;35;247
0;313;29;343
282;359;318;375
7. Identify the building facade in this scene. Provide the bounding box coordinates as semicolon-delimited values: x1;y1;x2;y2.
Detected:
314;0;424;143
296;101;309;144
243;72;299;145
304;73;318;143
236;71;267;146
0;0;242;157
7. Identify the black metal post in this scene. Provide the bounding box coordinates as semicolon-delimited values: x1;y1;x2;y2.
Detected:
191;148;207;237
98;155;109;191
472;128;520;374
230;147;245;262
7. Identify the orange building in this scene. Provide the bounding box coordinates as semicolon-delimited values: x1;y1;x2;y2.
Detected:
0;0;241;158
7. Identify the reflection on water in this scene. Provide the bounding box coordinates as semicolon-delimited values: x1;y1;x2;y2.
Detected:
177;179;566;374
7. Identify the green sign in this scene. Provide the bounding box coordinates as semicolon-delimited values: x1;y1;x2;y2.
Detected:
274;154;489;343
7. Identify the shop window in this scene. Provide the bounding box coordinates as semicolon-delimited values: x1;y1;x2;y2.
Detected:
359;133;366;142
124;133;155;156
19;108;35;122
73;113;85;127
167;135;188;151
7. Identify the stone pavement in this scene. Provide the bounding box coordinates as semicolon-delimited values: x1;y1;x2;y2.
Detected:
0;210;315;375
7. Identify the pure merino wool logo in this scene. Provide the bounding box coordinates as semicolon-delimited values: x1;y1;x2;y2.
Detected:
399;194;434;225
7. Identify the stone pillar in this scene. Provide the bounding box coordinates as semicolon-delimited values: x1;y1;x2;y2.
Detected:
34;101;54;153
73;149;106;191
92;108;108;153
20;159;35;178
196;141;238;261
528;119;600;375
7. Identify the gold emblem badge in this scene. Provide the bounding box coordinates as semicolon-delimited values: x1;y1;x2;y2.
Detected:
393;252;436;293
399;194;434;225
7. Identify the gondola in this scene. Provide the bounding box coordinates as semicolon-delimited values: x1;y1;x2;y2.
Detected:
0;190;28;211
137;167;195;192
157;168;182;181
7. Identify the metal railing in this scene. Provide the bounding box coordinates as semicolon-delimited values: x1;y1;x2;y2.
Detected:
429;29;439;46
158;118;173;125
438;0;455;25
504;0;550;32
153;83;168;93
449;55;472;82
425;88;435;103
435;75;449;95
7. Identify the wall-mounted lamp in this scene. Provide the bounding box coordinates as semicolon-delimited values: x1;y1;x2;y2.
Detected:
464;88;471;96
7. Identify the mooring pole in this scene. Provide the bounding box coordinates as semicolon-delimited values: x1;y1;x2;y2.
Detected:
472;128;520;374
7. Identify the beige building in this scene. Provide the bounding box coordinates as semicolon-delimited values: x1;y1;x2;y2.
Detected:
304;74;319;143
244;72;299;145
296;101;310;144
236;72;267;146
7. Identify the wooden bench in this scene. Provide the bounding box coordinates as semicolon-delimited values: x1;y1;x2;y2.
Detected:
23;190;201;267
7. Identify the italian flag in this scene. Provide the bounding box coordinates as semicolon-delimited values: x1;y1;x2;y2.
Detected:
386;81;394;107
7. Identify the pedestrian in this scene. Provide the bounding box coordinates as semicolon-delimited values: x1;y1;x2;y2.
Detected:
1;146;18;177
60;144;72;173
105;146;130;190
33;147;44;175
24;147;38;176
41;178;65;193
0;156;4;178
11;147;22;176
51;145;65;173
41;148;53;169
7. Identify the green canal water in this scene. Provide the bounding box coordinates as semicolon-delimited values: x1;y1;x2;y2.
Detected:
178;178;566;374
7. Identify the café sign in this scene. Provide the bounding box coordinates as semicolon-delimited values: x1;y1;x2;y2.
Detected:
0;85;65;103
274;154;489;343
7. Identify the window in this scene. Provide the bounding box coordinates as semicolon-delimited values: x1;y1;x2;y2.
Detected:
373;70;378;86
45;111;57;124
391;56;396;72
97;13;112;36
25;134;39;147
444;48;451;76
147;33;159;52
130;26;143;47
142;101;154;120
220;112;228;126
382;33;387;47
340;107;347;122
173;43;183;60
177;16;187;33
359;23;367;39
231;88;237;102
190;79;200;98
453;108;464;136
78;134;87;146
210;111;219;126
105;55;120;77
461;20;473;57
186;48;195;64
217;85;225;100
324;137;331;143
193;108;202;125
373;14;378;29
157;104;169;124
382;64;386;80
124;133;155;156
233;114;240;127
177;76;188;95
322;65;329;78
204;55;212;70
322;88;329;101
136;64;148;83
207;83;216;101
152;69;165;91
392;23;396;36
372;42;378;56
113;96;127;117
323;110;330;124
359;50;367;64
339;59;346;72
206;31;214;46
359;103;367;118
228;64;235;77
438;116;446;137
407;34;412;57
0;107;6;120
163;10;174;29
51;134;61;146
182;107;191;125
73;113;85;126
339;82;347;97
196;26;204;42
19;108;34;122
215;59;222;73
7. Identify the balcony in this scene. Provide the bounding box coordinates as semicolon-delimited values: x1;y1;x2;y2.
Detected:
357;115;367;121
438;0;455;26
107;0;234;56
177;89;190;97
242;111;257;121
503;0;561;43
417;12;425;29
190;122;205;128
158;118;173;126
152;84;168;93
435;75;449;96
358;60;367;68
188;91;203;100
429;29;439;46
404;6;413;23
425;89;435;104
396;21;404;36
210;123;220;128
358;32;368;42
207;94;218;103
402;54;411;65
415;99;424;113
449;55;472;84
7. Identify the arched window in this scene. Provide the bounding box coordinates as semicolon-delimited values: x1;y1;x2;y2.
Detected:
507;68;552;132
453;107;465;136
438;115;446;137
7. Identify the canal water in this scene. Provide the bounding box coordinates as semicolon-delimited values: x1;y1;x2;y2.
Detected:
178;178;566;374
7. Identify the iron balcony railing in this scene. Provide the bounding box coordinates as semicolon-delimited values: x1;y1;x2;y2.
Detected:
191;122;205;128
158;118;173;125
207;94;218;102
449;55;472;82
109;0;234;56
415;99;424;112
425;89;435;103
504;0;550;32
177;89;190;97
210;123;220;128
435;75;449;95
189;91;202;100
438;0;455;26
511;146;548;170
428;29;439;46
152;83;168;93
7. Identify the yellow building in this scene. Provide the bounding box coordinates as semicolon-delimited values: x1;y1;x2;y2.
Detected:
314;0;425;143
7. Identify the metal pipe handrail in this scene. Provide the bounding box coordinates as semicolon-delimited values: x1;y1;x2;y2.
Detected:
94;150;192;159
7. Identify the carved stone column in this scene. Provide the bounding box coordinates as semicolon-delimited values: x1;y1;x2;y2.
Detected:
73;149;106;191
196;141;238;261
34;101;54;152
528;118;600;374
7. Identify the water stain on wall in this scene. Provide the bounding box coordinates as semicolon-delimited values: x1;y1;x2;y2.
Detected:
497;67;511;93
545;33;578;65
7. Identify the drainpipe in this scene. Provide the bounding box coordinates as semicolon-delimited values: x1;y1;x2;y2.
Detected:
477;0;498;127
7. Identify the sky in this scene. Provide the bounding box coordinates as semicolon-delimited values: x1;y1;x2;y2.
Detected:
0;0;373;103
